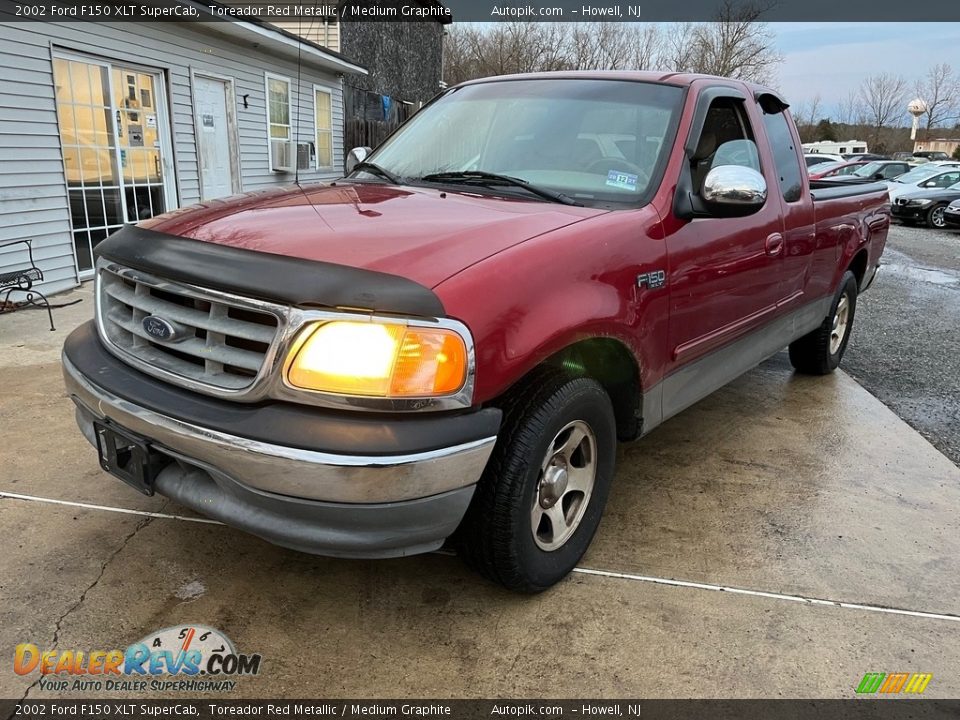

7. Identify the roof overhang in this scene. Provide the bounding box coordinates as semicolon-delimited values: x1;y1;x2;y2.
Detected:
182;1;367;76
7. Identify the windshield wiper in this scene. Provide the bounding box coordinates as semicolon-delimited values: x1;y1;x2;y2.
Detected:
418;171;582;206
350;161;403;185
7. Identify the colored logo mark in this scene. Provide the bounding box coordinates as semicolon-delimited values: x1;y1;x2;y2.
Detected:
856;672;932;694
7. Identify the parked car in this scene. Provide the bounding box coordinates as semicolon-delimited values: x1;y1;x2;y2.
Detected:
890;182;960;228
62;72;890;592
892;152;917;161
804;152;845;167
851;160;914;181
913;151;952;161
844;153;889;161
943;199;960;228
888;167;960;203
809;160;871;180
806;161;843;176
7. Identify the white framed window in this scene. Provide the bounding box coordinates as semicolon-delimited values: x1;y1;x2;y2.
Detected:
314;85;333;169
265;72;291;168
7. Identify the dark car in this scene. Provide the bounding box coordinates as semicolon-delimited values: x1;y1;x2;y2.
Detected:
844;153;889;161
890;181;960;228
943;199;960;229
852;160;913;181
913;151;952;161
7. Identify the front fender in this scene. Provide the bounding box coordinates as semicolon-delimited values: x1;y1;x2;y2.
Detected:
434;209;669;404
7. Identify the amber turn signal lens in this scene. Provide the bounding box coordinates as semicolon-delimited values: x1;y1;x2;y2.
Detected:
286;321;468;398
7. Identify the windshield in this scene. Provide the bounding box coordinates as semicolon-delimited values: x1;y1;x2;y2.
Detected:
809;162;842;173
852;161;886;177
893;166;941;184
359;79;684;206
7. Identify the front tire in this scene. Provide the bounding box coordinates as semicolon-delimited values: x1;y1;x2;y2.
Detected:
456;371;616;593
927;204;947;229
789;271;858;375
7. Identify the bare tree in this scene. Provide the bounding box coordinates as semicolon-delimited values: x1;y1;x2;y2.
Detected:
791;94;821;143
859;73;908;145
443;7;782;86
681;0;782;84
915;63;960;131
629;24;667;70
837;89;865;127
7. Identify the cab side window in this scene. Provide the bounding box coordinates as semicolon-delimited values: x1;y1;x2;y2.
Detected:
761;110;804;202
879;163;904;179
689;98;761;195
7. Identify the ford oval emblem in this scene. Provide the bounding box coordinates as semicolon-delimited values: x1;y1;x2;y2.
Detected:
142;315;178;342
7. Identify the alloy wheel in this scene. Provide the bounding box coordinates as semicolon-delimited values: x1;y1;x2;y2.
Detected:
531;420;597;551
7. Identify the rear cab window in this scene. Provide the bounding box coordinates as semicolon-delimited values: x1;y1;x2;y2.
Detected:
761;111;804;202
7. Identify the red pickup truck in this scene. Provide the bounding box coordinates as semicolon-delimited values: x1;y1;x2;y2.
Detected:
63;72;888;592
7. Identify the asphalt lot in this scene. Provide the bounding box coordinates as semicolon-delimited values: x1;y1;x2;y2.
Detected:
1;238;959;700
843;224;960;467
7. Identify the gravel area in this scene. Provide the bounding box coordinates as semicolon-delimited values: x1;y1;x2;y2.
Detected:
842;223;960;467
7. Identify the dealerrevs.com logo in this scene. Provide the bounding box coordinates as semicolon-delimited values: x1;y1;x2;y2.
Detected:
14;625;261;693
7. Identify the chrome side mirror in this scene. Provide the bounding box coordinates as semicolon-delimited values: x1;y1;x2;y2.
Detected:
702;165;767;217
344;146;372;175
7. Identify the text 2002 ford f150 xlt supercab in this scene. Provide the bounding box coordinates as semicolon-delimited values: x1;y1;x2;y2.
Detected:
63;72;889;592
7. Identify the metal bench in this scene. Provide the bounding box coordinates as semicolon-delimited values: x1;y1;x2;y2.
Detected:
0;239;55;331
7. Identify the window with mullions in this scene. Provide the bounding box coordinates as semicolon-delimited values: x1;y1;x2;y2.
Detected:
266;74;291;167
315;86;333;169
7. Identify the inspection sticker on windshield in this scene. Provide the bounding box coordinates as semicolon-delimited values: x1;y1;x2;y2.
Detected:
606;170;638;191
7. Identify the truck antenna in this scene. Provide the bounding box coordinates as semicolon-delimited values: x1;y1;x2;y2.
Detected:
294;17;304;186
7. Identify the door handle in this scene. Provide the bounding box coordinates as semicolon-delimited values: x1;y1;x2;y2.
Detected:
765;233;784;256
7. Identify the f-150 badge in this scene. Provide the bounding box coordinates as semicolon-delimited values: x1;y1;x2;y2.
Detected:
636;270;666;290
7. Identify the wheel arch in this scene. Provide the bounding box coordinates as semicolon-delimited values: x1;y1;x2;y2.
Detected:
498;336;643;442
846;247;869;290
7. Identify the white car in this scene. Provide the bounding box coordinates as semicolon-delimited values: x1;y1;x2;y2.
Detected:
887;166;960;202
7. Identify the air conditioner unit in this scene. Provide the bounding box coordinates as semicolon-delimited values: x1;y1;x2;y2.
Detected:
270;139;293;173
296;141;313;171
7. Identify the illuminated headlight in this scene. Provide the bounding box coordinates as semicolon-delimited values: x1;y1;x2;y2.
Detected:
285;320;469;398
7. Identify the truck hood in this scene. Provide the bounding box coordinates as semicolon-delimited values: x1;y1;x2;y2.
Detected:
141;183;605;289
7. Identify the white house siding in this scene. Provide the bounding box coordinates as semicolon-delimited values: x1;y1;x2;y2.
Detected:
0;19;349;297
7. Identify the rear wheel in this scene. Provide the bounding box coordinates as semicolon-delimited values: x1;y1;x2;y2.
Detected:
927;204;947;229
789;271;858;375
456;370;616;593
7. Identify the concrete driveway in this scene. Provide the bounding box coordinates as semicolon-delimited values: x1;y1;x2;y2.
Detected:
1;284;959;700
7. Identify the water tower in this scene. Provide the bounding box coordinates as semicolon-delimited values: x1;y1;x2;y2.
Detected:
908;98;928;141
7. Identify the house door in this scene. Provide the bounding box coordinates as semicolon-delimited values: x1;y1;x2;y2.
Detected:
193;75;237;200
53;52;176;277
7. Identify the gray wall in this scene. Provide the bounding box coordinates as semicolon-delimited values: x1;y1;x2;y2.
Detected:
340;20;444;108
0;19;347;296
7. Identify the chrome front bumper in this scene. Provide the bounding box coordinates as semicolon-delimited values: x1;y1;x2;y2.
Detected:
62;330;499;558
63;355;496;505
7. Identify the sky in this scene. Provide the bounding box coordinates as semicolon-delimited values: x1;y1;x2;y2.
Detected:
772;23;960;120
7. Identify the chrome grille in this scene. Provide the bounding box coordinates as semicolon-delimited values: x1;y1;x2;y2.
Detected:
96;262;282;391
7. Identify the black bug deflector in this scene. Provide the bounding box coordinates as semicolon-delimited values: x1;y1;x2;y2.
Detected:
94;224;446;317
